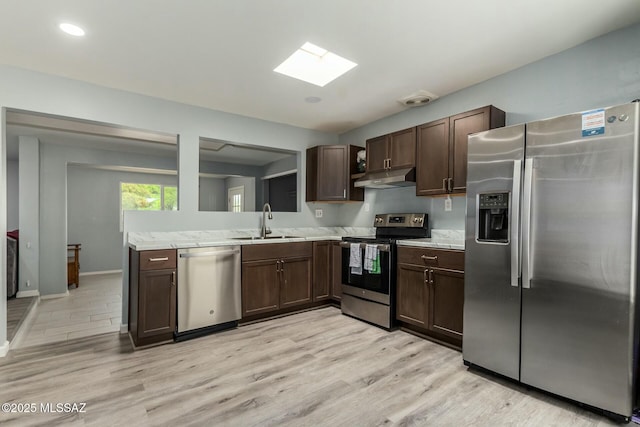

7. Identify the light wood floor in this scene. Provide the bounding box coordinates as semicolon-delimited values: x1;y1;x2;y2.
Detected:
5;296;36;342
12;273;122;349
0;307;619;426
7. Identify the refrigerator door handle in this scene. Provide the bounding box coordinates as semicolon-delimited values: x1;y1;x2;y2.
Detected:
510;160;522;287
521;158;534;289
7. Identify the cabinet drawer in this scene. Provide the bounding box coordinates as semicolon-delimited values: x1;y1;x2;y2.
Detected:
139;249;177;271
242;242;312;262
397;247;464;271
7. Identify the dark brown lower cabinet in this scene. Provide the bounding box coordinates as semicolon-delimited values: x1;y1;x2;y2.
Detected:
430;268;464;340
331;242;342;301
312;241;331;301
241;242;313;318
396;247;464;346
241;259;280;316
281;257;313;307
129;249;177;347
396;263;429;328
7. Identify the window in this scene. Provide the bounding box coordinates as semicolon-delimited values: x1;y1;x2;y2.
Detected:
120;182;177;229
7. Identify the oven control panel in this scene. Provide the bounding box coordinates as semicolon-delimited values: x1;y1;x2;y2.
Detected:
374;213;428;228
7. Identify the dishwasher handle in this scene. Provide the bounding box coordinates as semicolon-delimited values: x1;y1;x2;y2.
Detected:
179;249;240;258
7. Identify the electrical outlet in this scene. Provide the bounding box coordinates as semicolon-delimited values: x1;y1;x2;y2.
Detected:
444;196;452;212
315;209;323;218
364;203;370;212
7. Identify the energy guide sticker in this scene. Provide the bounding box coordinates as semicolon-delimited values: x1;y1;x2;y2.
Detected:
582;109;605;137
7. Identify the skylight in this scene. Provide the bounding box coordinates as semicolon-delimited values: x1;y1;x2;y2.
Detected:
274;42;357;87
59;22;85;37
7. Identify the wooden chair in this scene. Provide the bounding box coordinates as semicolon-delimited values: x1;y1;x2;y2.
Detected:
67;244;81;288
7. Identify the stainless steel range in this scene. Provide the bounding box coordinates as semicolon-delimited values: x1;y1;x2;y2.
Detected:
340;213;429;329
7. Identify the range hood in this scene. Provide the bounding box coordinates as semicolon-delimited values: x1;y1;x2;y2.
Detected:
354;167;416;189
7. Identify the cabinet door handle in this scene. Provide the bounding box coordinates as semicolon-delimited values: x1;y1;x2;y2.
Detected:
171;271;176;286
149;257;169;262
421;255;438;261
387;158;391;169
280;259;285;272
343;189;346;199
276;260;280;272
423;269;429;285
442;178;447;191
448;177;453;192
428;269;433;284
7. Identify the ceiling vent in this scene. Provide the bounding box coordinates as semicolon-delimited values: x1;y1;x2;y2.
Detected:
398;90;439;107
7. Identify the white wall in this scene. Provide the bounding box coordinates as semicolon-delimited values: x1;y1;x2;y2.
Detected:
6;160;18;231
17;136;39;296
67;165;178;273
338;23;640;230
199;176;226;211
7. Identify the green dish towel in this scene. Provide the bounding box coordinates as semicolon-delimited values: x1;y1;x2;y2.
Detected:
371;252;381;274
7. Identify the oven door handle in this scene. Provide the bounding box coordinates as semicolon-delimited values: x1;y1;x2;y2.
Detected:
339;242;390;252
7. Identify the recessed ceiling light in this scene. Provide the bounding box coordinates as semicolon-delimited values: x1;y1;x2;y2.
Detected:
274;42;357;87
59;23;85;37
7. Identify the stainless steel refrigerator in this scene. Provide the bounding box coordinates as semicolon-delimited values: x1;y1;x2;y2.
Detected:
464;102;640;420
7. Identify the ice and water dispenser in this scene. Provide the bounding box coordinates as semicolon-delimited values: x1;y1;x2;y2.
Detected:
477;192;509;243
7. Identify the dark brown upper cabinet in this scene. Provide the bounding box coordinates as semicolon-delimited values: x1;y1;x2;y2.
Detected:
416;106;505;196
306;145;364;202
366;127;416;172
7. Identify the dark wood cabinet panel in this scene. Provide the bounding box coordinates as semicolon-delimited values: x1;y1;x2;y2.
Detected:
396;263;429;328
138;249;177;271
450;106;504;193
129;248;177;347
416;105;505;196
241;259;280;317
313;241;331;301
416;119;450;196
331;242;342;301
242;242;312;262
389;127;416;169
366;127;416;173
429;268;464;339
306;145;364;202
138;269;176;338
241;242;314;319
396;246;464;346
280;257;312;307
397;247;465;270
366;135;389;172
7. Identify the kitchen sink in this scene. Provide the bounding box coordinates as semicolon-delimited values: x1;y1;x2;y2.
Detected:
231;235;302;240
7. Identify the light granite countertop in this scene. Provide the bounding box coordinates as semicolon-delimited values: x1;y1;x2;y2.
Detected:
128;227;375;251
129;227;465;251
396;229;465;250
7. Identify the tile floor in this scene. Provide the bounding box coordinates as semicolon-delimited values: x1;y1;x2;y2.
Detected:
12;272;122;349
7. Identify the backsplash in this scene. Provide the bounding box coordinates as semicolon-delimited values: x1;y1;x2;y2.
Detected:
338;186;466;230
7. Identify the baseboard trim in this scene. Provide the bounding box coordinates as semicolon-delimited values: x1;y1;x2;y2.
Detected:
40;291;69;300
0;340;9;358
9;298;40;350
79;269;122;277
16;290;40;298
120;324;128;334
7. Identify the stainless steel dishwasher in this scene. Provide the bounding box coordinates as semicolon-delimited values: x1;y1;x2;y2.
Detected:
176;246;241;341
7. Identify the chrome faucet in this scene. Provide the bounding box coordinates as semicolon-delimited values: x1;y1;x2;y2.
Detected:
261;203;273;238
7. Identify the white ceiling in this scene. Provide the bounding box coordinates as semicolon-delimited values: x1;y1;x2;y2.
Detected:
1;1;639;134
